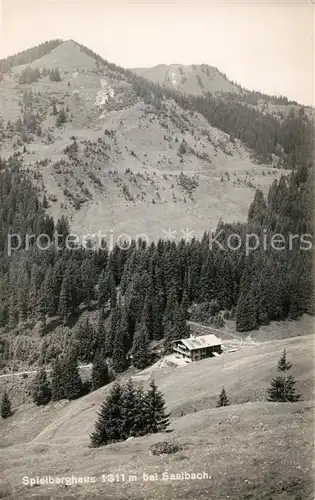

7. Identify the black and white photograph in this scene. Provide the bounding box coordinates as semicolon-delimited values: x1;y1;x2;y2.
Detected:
0;1;314;499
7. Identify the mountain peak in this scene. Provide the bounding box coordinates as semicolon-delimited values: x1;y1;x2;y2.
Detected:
132;63;241;96
9;39;97;73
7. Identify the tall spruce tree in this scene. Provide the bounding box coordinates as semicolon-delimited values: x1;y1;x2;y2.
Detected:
267;349;301;402
90;382;124;447
112;308;128;373
63;352;83;400
51;357;65;401
142;294;154;340
32;368;52;406
37;281;48;326
104;307;118;357
132;383;147;436
37;266;55;325
120;378;138;439
97;269;108;309
1;391;12;418
143;379;170;434
164;306;190;352
74;317;97;363
236;291;257;332
180;289;190;320
58;274;72;324
92;350;110;391
112;328;127;373
131;323;150;370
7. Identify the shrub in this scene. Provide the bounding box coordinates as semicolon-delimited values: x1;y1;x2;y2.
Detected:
149;441;182;456
49;68;61;82
214;314;225;327
18;66;41;84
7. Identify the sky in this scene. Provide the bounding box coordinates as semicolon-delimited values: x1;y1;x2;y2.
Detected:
0;0;314;105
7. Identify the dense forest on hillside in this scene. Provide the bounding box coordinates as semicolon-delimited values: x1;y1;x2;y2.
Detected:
0;155;313;372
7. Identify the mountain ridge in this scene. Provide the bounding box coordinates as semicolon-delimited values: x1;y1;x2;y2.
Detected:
1;39;306;106
0;39;285;240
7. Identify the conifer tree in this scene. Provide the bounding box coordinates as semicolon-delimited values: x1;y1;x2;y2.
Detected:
142;294;154;340
164;306;189;351
74;317;97;363
104;307;117;357
267;350;301;402
120;307;133;354
37;280;48;326
58;274;72;324
55;214;70;247
143;379;170;434
112;308;128;373
163;288;179;325
63;352;83;400
8;292;18;328
42;194;49;209
97;269;108;309
151;295;164;340
120;378;138;439
112;327;127;373
43;266;58;318
28;271;38;319
51;357;65;401
17;270;29;323
90;382;123;447
277;349;292;372
216;387;230;407
92;350;110;391
131;323;150;370
180;289;190;319
95;310;106;349
80;258;98;306
109;274;117;309
1;391;12;418
132;383;147;436
248;188;267;224
32;368;52;406
236;292;257;332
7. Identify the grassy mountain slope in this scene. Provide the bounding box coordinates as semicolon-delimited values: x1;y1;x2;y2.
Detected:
0;40;284;240
1;333;313;499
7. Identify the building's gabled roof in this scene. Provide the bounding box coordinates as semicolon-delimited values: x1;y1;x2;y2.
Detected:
172;333;222;351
